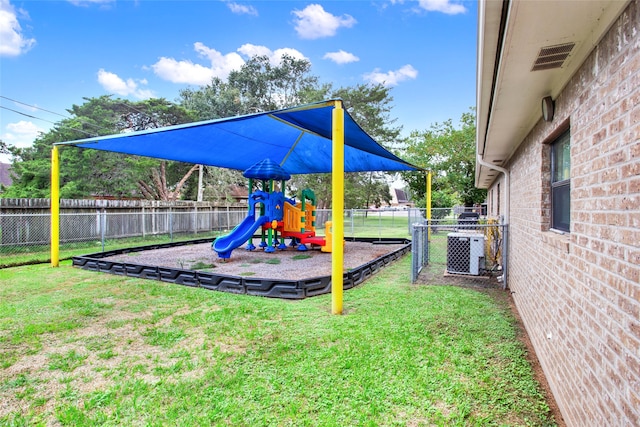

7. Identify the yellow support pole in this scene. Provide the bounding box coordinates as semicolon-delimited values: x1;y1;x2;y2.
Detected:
331;100;344;315
51;146;60;267
426;171;432;241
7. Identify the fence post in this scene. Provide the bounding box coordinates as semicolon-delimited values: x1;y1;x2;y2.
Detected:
193;202;198;235
142;205;146;238
100;209;106;252
411;225;418;283
423;223;429;267
152;205;156;235
169;206;173;242
350;208;354;237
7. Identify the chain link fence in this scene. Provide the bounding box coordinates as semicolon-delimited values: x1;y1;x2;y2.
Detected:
411;213;507;289
0;207;247;267
2;202;507;285
0;205;416;267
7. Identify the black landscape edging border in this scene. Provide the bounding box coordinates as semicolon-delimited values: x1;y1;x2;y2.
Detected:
72;237;411;299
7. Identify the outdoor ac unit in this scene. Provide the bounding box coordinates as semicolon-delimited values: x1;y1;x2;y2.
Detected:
446;232;485;275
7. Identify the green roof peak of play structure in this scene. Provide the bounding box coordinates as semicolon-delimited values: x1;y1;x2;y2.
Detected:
56;99;420;174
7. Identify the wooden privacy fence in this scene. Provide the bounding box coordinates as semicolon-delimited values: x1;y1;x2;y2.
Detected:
0;198;246;247
1;199;427;263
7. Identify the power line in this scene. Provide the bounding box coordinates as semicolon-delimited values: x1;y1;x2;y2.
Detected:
1;95;178;137
0;105;43;121
0;95;107;132
0;95;68;119
0;106;97;137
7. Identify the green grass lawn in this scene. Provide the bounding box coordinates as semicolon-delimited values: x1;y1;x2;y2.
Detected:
315;212;412;240
0;255;554;426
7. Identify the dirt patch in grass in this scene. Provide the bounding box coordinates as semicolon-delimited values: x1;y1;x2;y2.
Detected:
0;302;236;421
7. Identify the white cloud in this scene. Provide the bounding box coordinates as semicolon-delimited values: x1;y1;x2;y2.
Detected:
238;44;307;65
226;2;257;16
97;69;155;99
1;120;44;159
272;47;307;62
152;42;244;84
389;0;466;15
0;0;36;57
151;42;307;86
323;50;359;64
417;0;466;14
193;42;245;79
363;64;418;87
152;57;215;85
67;0;115;7
237;43;272;59
292;4;356;40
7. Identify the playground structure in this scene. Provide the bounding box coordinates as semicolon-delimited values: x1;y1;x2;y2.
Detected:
54;100;419;313
212;159;335;259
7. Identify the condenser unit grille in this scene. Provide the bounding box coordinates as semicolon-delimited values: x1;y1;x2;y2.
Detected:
447;236;471;273
446;233;485;275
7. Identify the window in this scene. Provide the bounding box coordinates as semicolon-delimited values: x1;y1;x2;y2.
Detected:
551;130;570;232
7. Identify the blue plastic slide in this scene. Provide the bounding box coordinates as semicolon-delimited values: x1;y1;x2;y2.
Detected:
213;215;270;259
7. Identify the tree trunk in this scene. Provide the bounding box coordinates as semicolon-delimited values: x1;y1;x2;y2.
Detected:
136;162;200;201
171;164;200;201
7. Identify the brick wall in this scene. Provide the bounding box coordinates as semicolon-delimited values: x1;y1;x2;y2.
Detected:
491;1;640;425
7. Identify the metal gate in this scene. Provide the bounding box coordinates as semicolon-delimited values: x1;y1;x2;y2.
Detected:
412;217;507;288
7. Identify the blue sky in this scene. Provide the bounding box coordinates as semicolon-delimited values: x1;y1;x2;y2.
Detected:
0;0;477;163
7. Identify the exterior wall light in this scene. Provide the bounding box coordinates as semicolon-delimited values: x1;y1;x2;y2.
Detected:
542;96;555;122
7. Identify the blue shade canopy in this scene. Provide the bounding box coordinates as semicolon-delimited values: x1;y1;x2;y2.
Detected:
56;100;419;174
243;158;291;181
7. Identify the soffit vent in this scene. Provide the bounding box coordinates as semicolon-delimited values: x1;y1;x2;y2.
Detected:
531;42;575;71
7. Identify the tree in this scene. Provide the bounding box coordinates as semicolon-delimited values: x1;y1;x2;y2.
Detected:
6;96;129;198
180;54;322;120
345;172;392;209
179;56;404;208
179;55;326;202
290;83;402;209
114;98;200;201
332;84;402;145
401;109;486;208
0;139;9;194
4;96;199;200
336;84;400;209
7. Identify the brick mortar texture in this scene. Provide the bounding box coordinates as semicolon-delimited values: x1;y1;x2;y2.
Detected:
492;1;640;425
